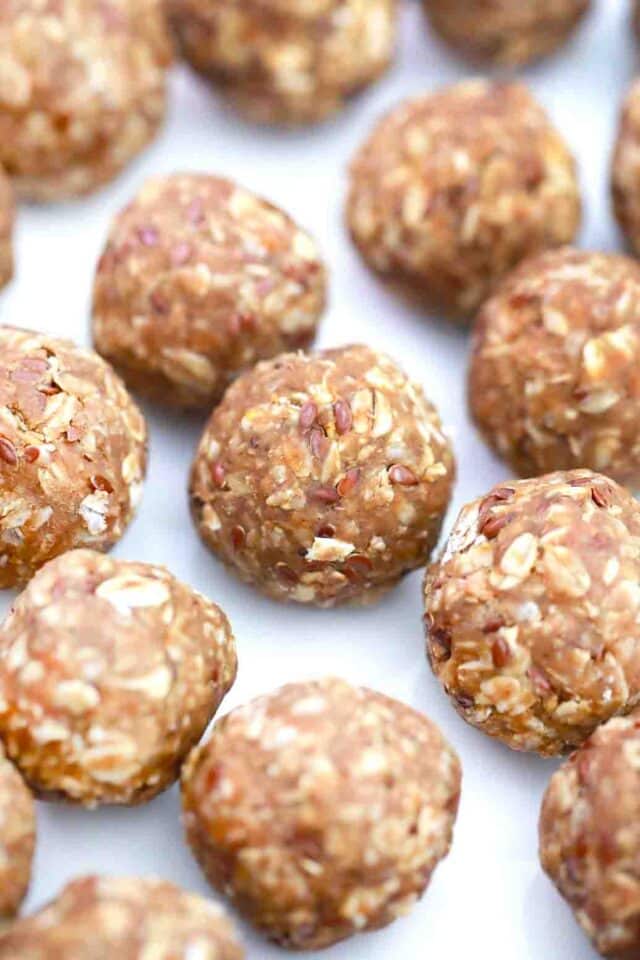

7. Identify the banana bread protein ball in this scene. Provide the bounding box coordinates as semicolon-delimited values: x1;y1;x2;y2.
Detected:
0;170;14;291
540;712;640;958
422;0;590;67
347;80;581;319
613;79;640;257
0;751;35;918
0;327;147;588
0;876;243;959
190;344;455;606
0;549;237;806
0;0;172;202
469;248;640;488
182;676;461;950
92;173;326;409
168;0;397;125
424;470;640;756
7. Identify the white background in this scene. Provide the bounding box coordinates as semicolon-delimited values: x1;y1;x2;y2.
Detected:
0;1;632;956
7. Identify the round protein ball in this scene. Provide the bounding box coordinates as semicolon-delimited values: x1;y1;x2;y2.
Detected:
612;79;640;257
92;173;326;409
0;0;172;202
0;327;147;588
540;712;640;958
0;548;237;806
0;169;14;291
0;875;243;958
424;470;640;757
189;344;455;606
347;80;581;320
469;248;640;488
0;751;35;918
182;676;461;950
167;0;397;125
422;0;590;67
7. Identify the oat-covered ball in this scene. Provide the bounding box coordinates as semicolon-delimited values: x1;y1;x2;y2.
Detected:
424;470;640;757
0;0;172;202
168;0;397;125
469;248;640;488
422;0;590;67
0;875;243;958
0;169;13;291
182;676;461;950
0;751;35;918
347;80;581;319
0;549;237;806
92;173;326;409
190;345;455;606
612;79;640;257
541;714;640;959
0;327;147;588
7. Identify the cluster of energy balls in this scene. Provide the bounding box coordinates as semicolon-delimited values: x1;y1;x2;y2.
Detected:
2;1;640;959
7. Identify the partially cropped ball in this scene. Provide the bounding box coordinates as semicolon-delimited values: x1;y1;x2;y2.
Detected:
0;751;35;918
190;344;455;606
92;173;326;409
0;0;172;201
0;876;243;959
0;549;237;805
469;248;640;488
347;80;581;319
423;0;590;66
425;471;640;756
182;676;461;950
168;0;397;125
0;327;147;588
0;169;13;290
540;712;640;958
613;79;640;257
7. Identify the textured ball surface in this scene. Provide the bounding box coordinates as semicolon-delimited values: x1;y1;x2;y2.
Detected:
0;327;147;588
469;248;640;488
0;0;172;201
0;169;14;290
0;751;35;918
93;173;326;409
613;79;640;257
347;80;581;319
190;344;455;606
0;549;237;806
182;677;461;950
424;470;640;756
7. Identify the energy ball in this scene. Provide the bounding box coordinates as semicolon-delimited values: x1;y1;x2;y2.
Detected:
424;470;640;757
347;80;581;319
190;344;455;606
0;327;147;588
612;79;640;257
0;549;237;806
422;0;590;67
0;169;13;291
0;0;172;202
167;0;397;125
92;173;326;409
469;248;640;488
181;676;461;950
0;875;243;958
0;751;35;918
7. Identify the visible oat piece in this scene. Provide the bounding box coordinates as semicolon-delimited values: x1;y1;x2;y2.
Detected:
424;470;640;756
181;676;461;950
422;0;590;67
540;712;640;958
612;79;640;257
0;750;34;918
0;169;14;290
189;344;455;606
0;549;237;806
0;326;147;587
469;248;640;488
92;173;326;409
167;0;397;125
346;80;581;320
0;875;243;958
0;0;172;202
